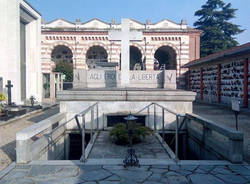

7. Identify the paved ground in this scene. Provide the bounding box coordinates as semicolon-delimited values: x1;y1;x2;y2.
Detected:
193;102;250;162
1;164;250;184
0;105;59;172
89;131;170;159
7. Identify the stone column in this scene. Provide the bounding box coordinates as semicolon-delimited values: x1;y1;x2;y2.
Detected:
121;19;130;87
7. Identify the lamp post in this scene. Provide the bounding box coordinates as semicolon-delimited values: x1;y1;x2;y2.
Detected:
123;113;140;167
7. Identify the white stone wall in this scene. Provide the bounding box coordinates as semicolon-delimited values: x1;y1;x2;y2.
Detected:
0;0;42;104
0;0;21;103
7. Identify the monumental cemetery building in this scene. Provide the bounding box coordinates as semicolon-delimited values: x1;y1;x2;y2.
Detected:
41;18;201;101
0;0;42;104
184;42;250;108
0;0;201;104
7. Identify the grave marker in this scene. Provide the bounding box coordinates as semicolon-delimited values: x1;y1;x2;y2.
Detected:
5;80;13;105
232;99;240;130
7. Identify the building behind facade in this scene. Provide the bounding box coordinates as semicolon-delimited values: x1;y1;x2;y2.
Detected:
0;0;42;104
0;0;202;104
40;18;201;102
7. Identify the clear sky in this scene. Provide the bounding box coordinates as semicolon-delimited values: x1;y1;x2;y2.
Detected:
27;0;249;44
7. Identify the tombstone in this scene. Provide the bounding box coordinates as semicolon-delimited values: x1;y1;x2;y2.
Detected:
0;77;3;93
5;80;13;105
109;18;143;87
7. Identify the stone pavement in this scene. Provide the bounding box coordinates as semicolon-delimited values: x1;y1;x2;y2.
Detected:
89;131;170;159
1;164;250;184
193;102;250;162
0;105;59;172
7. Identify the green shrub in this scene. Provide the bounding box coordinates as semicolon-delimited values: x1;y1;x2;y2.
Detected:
0;93;6;101
53;61;73;82
110;123;153;145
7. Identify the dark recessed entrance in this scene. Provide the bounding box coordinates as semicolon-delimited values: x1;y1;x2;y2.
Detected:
69;133;90;160
107;115;145;127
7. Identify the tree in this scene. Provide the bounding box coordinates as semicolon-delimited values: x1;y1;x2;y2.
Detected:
53;61;73;82
194;0;244;57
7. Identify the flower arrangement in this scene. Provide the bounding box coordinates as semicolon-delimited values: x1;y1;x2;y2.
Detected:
0;93;7;114
0;93;6;101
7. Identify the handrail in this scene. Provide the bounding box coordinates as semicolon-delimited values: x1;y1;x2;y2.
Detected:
16;102;99;163
16;113;66;141
135;102;186;161
153;103;185;117
75;102;99;117
74;102;99;162
50;102;99;136
136;103;153;114
50;116;75;134
136;102;185;117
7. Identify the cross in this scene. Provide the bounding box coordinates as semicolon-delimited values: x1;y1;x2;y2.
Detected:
109;19;143;87
5;80;13;105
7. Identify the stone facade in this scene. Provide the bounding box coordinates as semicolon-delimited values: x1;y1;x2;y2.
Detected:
0;0;42;104
41;18;201;88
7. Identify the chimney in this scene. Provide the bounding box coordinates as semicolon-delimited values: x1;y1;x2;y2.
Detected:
76;18;81;25
111;19;116;24
146;19;151;24
181;19;187;29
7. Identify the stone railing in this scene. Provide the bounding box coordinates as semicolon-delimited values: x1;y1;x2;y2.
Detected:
186;113;243;163
16;113;67;163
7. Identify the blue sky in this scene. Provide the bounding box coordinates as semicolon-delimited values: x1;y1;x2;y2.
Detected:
27;0;249;44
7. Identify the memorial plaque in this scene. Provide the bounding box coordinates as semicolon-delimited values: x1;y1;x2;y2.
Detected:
232;99;240;112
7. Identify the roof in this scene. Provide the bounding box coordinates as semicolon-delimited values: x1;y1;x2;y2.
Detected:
82;18;109;25
23;0;41;16
182;42;250;68
46;18;74;25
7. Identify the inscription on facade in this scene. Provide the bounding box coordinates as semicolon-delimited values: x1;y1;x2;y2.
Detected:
74;69;176;89
88;72;173;82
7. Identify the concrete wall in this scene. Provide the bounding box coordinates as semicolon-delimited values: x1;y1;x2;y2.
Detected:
186;113;243;163
60;101;193;131
16;113;66;163
0;0;42;104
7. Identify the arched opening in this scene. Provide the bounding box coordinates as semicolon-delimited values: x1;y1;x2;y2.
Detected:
154;46;177;70
86;46;108;69
51;45;73;63
130;46;142;70
51;45;73;82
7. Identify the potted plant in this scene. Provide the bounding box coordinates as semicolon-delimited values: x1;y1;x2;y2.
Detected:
110;123;153;145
